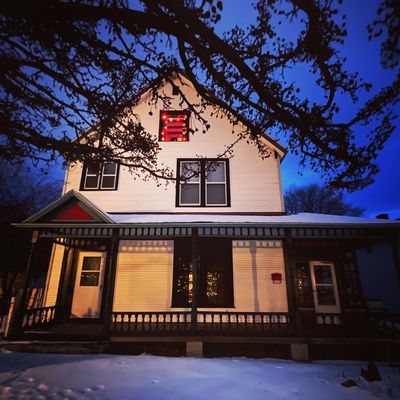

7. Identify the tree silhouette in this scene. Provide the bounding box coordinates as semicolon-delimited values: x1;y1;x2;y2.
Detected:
0;0;398;190
284;183;364;216
0;160;62;314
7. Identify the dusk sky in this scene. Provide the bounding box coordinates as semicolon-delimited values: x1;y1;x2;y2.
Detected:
218;0;399;219
42;0;398;219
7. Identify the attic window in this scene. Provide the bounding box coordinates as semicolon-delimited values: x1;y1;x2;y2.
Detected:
159;111;189;142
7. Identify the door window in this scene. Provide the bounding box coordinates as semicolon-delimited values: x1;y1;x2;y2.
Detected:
79;256;101;286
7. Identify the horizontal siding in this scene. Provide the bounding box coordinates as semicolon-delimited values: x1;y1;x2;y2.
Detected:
112;239;288;313
44;244;64;307
112;240;174;312
232;240;288;312
63;77;284;213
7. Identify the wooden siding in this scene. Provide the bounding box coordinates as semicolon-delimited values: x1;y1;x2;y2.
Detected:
112;240;174;312
232;240;288;312
43;244;64;307
112;239;288;313
63;75;284;213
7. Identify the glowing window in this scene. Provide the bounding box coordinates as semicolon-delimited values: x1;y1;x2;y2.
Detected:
159;111;189;142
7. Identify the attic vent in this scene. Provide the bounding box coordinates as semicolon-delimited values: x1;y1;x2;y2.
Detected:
159;111;189;142
172;85;179;95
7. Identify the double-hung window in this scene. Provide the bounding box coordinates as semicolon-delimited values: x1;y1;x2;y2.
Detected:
177;159;230;207
80;162;119;190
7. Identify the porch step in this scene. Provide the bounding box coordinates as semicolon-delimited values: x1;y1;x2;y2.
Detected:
0;340;109;354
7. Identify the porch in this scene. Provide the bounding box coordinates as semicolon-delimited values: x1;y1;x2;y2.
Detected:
19;306;400;340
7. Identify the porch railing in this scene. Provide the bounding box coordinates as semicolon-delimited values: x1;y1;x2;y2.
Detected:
22;306;57;329
111;311;294;336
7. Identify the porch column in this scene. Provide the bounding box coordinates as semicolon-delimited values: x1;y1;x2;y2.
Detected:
102;228;119;335
9;230;39;336
191;227;199;333
283;229;299;335
55;246;72;322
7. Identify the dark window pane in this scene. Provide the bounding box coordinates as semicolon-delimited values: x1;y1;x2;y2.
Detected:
316;286;336;305
82;257;101;271
80;272;99;286
342;253;364;308
87;164;100;175
199;238;233;307
172;238;233;308
101;176;116;189
294;262;313;307
314;265;333;284
181;162;200;182
206;272;225;305
103;163;116;174
180;183;200;204
85;175;99;189
206;162;225;182
172;238;192;307
206;184;226;204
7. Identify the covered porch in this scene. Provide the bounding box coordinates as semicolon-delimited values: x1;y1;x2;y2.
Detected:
9;191;400;348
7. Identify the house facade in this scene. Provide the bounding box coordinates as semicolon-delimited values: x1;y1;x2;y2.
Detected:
13;71;400;359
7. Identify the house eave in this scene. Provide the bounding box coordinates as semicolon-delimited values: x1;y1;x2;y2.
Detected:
13;221;400;230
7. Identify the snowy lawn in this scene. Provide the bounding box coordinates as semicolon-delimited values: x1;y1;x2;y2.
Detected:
0;351;399;400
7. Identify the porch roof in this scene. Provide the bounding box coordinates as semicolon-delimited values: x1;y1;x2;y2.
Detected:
108;212;400;227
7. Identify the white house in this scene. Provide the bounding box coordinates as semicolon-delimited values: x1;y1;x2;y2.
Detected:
14;70;400;359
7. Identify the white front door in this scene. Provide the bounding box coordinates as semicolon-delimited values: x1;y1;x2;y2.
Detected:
309;261;341;313
71;251;106;318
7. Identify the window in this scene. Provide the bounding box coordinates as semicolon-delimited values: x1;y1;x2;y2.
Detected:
79;256;101;286
177;159;230;207
172;238;233;308
159;111;189;142
80;162;119;190
294;261;314;307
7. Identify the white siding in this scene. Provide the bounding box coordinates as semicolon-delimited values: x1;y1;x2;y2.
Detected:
43;244;64;307
112;240;174;312
232;240;288;312
112;239;287;313
63;75;285;213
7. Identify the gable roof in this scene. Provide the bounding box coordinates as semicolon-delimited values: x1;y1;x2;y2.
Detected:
79;68;287;159
23;190;114;224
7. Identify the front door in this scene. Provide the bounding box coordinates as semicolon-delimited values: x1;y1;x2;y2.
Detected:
71;251;106;318
309;261;340;313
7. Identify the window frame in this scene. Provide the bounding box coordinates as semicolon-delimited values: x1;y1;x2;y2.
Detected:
80;162;120;191
176;158;231;207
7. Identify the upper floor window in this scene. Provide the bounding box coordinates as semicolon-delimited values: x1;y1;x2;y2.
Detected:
80;162;119;191
176;159;230;207
159;111;189;142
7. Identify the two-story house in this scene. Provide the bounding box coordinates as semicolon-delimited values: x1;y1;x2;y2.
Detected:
13;70;400;360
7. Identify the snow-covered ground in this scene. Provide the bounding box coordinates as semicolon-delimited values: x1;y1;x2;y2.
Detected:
0;351;399;399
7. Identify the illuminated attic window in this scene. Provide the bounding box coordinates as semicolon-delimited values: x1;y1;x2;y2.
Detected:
159;111;189;142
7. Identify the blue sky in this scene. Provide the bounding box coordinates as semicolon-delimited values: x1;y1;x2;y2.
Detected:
33;0;399;218
217;0;399;218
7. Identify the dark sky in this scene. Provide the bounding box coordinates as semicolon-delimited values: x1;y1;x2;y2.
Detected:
218;0;399;219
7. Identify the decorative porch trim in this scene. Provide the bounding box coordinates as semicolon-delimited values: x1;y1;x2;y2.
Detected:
23;190;114;224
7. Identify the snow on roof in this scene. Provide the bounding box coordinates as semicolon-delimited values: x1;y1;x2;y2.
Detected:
108;212;400;226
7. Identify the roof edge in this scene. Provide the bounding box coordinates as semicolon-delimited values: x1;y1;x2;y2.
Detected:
23;190;114;224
